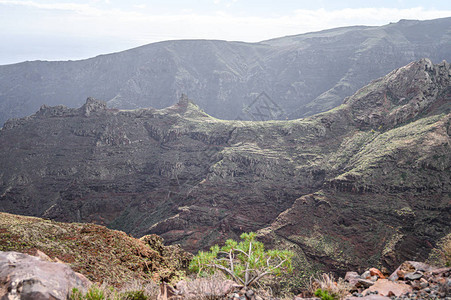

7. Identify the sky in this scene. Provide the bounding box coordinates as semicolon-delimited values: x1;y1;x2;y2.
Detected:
0;0;450;65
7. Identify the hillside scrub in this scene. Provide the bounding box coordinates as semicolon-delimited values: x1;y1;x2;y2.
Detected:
0;212;191;287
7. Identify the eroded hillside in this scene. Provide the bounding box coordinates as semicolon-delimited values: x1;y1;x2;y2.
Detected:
0;59;449;277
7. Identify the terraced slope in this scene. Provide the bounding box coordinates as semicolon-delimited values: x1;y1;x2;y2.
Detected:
0;59;449;278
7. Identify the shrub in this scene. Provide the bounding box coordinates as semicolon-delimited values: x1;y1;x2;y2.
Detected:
189;232;294;288
85;286;107;300
121;290;147;300
314;288;337;300
70;285;109;300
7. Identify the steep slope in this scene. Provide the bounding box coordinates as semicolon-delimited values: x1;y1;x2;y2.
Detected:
0;212;191;286
0;18;450;125
0;59;449;277
259;59;451;276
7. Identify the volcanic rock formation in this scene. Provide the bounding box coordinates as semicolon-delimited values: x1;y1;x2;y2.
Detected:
0;59;449;277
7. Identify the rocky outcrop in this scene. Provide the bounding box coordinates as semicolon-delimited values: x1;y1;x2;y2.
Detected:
0;251;91;300
1;18;451;126
343;261;451;299
0;59;449;280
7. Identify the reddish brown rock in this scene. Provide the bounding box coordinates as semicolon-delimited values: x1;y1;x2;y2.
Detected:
362;279;412;297
388;261;434;281
395;270;405;280
345;271;361;287
356;279;375;289
428;266;451;276
369;268;385;279
31;249;52;262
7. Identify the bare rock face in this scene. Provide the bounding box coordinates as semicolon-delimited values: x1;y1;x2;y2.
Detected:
0;59;449;281
0;251;91;300
81;97;107;116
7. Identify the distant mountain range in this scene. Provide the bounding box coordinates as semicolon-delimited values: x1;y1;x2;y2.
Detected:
1;17;451;125
1;58;449;279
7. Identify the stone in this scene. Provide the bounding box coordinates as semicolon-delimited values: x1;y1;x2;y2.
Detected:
394;270;405;281
245;289;255;298
0;251;91;300
404;271;423;281
345;272;362;287
31;249;52;262
389;261;433;281
362;279;412;297
410;280;421;290
357;279;375;288
369;268;386;279
362;271;371;279
429;266;451;276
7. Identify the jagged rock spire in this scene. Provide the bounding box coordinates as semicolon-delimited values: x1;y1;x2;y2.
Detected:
82;97;107;116
178;94;189;107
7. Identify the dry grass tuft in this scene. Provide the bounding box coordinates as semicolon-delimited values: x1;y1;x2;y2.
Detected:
309;273;351;300
70;280;159;300
179;273;228;300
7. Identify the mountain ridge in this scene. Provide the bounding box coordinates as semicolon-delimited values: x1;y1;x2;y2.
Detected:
1;17;451;126
0;59;449;280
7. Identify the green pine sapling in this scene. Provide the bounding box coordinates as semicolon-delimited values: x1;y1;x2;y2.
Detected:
189;232;294;288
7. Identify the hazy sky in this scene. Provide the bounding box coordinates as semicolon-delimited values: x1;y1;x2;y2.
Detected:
1;0;450;65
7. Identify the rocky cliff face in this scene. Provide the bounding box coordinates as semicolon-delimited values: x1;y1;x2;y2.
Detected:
0;59;449;277
0;18;451;125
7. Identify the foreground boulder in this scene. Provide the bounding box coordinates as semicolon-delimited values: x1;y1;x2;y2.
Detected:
0;251;91;299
